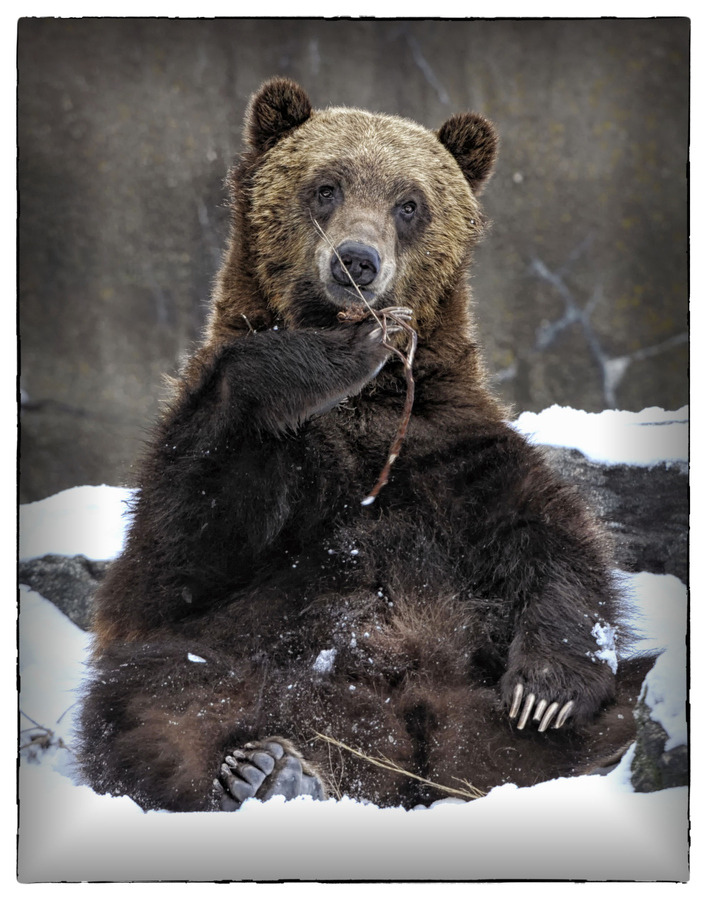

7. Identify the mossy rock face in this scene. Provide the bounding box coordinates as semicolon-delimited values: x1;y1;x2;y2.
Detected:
630;689;688;792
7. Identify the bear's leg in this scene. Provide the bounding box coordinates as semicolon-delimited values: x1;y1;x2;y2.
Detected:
261;674;421;808
78;638;273;811
421;658;652;800
420;683;584;797
214;738;327;811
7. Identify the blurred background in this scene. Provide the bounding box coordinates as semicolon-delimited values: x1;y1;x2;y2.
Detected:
18;18;689;503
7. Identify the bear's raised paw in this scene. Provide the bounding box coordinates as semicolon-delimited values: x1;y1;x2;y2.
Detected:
214;738;327;811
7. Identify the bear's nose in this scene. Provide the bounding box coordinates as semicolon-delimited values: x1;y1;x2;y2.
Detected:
330;241;380;288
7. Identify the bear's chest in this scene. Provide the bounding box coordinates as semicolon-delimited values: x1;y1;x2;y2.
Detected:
305;391;472;491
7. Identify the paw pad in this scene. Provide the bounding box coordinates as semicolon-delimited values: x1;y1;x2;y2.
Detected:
214;738;326;811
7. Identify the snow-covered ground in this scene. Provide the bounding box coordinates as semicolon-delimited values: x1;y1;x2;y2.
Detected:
17;407;689;883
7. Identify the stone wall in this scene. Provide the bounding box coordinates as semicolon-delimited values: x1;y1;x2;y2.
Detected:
18;18;689;501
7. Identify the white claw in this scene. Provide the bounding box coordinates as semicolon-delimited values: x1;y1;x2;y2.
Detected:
532;698;548;722
369;324;402;342
509;683;524;719
538;701;560;732
383;306;413;320
553;700;575;729
517;693;536;730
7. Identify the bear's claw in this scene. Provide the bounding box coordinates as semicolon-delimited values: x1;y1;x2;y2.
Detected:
509;683;574;732
380;306;413;322
367;307;413;342
215;738;327;811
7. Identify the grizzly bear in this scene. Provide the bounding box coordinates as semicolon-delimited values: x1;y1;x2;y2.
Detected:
77;78;648;813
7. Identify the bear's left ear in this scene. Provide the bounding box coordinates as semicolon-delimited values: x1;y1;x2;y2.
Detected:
437;113;499;194
245;78;313;153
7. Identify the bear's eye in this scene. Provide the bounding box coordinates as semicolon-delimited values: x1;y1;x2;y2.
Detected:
400;200;417;218
318;185;336;201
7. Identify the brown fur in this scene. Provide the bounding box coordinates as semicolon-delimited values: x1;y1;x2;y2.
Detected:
78;79;650;812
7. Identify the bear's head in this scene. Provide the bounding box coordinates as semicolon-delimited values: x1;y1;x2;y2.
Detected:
212;78;498;340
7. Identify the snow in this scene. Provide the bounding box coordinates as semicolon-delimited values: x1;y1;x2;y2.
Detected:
18;484;135;560
513;404;688;468
619;570;689;752
312;648;337;674
590;621;618;674
17;407;689;882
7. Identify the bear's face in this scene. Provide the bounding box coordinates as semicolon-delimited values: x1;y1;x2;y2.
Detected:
240;80;499;333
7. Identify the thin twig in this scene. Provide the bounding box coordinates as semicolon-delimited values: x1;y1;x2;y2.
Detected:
313;731;485;801
361;319;417;505
310;215;418;504
18;712;72;756
57;701;79;725
20;711;45;730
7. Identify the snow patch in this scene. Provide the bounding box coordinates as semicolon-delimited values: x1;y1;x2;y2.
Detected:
19;484;136;560
642;635;688;751
312;648;337;674
591;622;618;674
512;405;688;467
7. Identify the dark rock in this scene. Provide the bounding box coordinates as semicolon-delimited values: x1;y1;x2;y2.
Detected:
19;554;111;631
542;446;687;584
631;689;689;792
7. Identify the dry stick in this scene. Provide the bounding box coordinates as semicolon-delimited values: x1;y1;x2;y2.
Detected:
310;216;418;505
361;324;417;505
313;731;485;801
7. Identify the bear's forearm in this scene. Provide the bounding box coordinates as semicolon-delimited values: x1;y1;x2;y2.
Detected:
190;325;389;436
465;455;618;660
115;326;385;615
480;514;619;722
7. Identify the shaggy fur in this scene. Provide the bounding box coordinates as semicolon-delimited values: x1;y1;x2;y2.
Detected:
78;79;649;813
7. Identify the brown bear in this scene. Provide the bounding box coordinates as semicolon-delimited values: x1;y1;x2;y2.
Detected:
77;78;649;813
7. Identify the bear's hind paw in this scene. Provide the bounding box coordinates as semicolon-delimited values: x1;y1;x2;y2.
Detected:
508;684;575;732
215;738;327;811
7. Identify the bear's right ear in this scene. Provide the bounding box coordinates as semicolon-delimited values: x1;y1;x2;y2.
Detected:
245;78;313;153
437;112;499;194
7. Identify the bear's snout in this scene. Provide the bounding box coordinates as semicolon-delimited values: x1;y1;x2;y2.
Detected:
330;241;381;288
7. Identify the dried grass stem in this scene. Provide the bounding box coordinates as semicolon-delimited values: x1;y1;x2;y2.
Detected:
313;731;485;801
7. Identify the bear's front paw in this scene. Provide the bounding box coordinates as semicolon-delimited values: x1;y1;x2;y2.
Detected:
506;683;575;732
356;307;413;373
500;655;614;733
214;737;327;811
500;634;616;733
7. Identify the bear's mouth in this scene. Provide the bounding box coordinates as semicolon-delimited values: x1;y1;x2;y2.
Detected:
323;281;379;308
